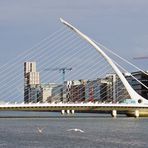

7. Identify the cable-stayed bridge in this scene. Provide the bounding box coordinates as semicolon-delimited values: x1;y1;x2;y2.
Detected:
0;18;148;118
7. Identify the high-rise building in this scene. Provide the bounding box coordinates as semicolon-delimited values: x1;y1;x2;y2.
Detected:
25;84;41;103
24;62;36;74
24;62;40;103
26;72;40;85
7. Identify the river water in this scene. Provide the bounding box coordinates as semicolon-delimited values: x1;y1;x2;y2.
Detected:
0;111;147;148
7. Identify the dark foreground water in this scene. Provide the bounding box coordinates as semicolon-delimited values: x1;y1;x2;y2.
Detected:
0;112;148;148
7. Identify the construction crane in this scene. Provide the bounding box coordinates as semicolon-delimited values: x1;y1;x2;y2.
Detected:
44;67;72;84
133;56;148;60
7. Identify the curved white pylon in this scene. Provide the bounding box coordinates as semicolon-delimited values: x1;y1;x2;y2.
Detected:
60;18;148;104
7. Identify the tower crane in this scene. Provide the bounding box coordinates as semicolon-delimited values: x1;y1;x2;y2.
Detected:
44;67;72;84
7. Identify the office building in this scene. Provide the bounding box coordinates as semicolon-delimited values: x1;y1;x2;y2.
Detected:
51;84;65;102
24;62;40;103
25;84;41;103
85;79;101;101
40;83;58;102
95;73;130;102
130;71;148;100
65;80;86;102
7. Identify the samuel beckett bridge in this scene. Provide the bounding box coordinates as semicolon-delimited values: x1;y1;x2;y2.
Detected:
0;18;148;118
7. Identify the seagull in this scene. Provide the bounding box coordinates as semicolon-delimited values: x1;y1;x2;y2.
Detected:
37;127;45;133
67;128;85;133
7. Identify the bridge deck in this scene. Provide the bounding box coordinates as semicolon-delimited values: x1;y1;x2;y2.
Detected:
0;103;148;112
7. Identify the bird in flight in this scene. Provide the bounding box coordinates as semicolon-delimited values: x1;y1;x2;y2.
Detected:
67;128;85;133
37;127;45;133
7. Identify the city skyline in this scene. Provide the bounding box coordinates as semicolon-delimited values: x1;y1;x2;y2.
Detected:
0;1;148;103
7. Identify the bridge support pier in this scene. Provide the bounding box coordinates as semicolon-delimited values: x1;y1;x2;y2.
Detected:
61;110;65;115
111;110;117;118
61;110;75;115
134;110;139;118
67;110;70;114
71;110;75;114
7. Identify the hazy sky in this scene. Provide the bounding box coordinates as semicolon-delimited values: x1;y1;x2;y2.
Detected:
0;0;148;66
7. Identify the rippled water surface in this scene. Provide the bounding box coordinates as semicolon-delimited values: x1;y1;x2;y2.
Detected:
0;112;148;148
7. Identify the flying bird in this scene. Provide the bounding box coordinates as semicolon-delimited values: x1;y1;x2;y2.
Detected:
67;128;85;133
37;127;45;133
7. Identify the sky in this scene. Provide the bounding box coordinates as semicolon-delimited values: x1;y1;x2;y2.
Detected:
0;0;148;102
0;0;148;64
0;0;148;62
